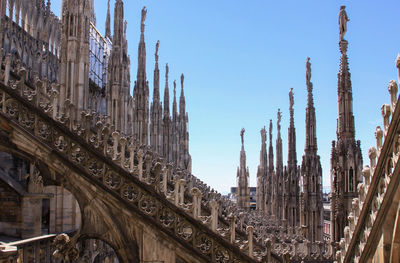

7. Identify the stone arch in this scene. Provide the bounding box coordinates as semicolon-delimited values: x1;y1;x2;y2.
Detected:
42;185;82;235
76;192;140;263
77;236;121;263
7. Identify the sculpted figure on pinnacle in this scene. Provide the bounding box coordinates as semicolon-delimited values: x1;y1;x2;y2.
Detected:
289;88;294;110
277;108;282;129
306;57;311;84
241;128;245;146
141;7;147;33
261;126;267;144
339;6;349;40
155;40;160;61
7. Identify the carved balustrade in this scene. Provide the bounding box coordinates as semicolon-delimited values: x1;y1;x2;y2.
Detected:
338;59;400;263
0;234;57;263
0;63;284;262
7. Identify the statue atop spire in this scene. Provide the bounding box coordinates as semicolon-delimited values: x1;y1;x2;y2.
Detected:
155;40;160;63
331;6;363;244
277;109;282;131
181;74;184;89
306;57;312;86
105;0;111;38
339;6;349;41
261;126;267;144
141;6;147;33
269;120;273;142
289;88;294;111
240;128;245;146
166;63;169;80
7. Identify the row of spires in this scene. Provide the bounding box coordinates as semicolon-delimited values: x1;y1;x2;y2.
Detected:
237;57;323;241
58;0;191;170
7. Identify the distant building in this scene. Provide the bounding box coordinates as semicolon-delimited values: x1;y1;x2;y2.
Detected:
323;193;331;242
229;187;257;210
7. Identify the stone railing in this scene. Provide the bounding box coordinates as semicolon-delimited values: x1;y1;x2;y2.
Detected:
0;234;57;262
0;63;283;262
336;55;400;263
1;16;59;83
180;166;331;261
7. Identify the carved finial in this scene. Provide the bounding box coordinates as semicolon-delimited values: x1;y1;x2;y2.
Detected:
141;6;147;33
165;63;169;80
289;88;294;110
155;41;160;63
339;6;349;40
173;80;177;97
181;74;184;88
240;128;245;146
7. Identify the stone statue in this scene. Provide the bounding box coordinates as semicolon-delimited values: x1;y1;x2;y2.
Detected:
165;63;169;79
181;73;184;87
269;120;273;137
240;128;245;145
289;88;294;109
306;57;311;84
155;40;160;61
141;7;147;33
277;108;282;128
339;6;349;40
27;163;43;193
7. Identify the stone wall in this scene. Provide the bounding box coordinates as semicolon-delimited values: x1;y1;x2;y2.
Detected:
0;180;22;237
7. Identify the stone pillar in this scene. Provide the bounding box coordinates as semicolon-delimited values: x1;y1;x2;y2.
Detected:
210;200;218;231
246;226;254;258
229;215;236;243
191;187;202;219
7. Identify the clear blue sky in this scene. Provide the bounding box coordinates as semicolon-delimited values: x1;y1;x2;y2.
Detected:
52;1;400;194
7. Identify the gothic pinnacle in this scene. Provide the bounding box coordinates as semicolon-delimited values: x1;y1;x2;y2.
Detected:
179;74;186;117
153;41;160;102
288;88;297;166
136;6;147;83
289;88;294;122
164;63;170;117
240;128;245;148
166;63;169;82
305;58;317;153
269;119;274;171
173;80;177;99
306;57;314;108
277;108;282;136
276;108;283;172
337;6;355;140
269;119;273;145
105;0;111;38
261;126;266;144
173;79;177;120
